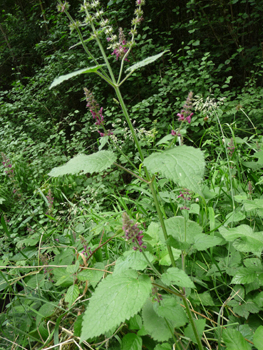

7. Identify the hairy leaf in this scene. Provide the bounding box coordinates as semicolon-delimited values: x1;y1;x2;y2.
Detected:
48;151;117;177
121;333;142;350
155;296;188;327
142;299;173;342
161;267;195;289
165;216;202;244
126;51;169;73
219;225;263;256
80;270;151;341
65;285;80;306
144;146;205;195
222;328;251;350
254;326;263;350
49;65;105;89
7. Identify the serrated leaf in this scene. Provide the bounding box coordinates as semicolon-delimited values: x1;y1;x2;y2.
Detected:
254;326;263;350
65;285;80;306
161;267;195;289
155;296;188;327
121;333;142;350
80;270;152;341
142;299;173;342
144;146;205;195
114;250;155;274
193;234;224;251
233;299;260;319
66;261;80;274
231;267;261;284
222;328;251;350
126;50;169;73
184;319;206;344
49;65;105;89
129;314;142;330
77;262;105;288
219;225;263;256
154;344;171;350
48;151;117;177
165;216;203;244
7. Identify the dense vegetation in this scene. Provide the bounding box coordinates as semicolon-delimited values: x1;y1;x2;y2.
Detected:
0;0;263;349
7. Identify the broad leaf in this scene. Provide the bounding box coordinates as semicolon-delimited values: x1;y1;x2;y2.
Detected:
231;267;263;285
165;216;203;244
155;296;188;327
65;285;80;306
80;270;151;341
144;146;205;195
114;250;155;274
219;225;263;256
142;299;173;342
161;267;195;289
48;151;117;177
222;328;251;350
121;333;142;350
193;234;224;251
49;65;105;89
254;326;263;350
184;319;206;344
77;262;105;288
126;50;169;73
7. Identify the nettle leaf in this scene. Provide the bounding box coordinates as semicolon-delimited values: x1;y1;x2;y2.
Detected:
48;151;117;177
254;326;263;350
222;328;252;350
126;50;169;73
65;285;80;306
155;296;188;327
161;267;195;289
80;270;152;341
165;216;203;244
219;225;263;256
142;299;173;342
121;333;142;350
184;319;206;344
114;250;155;274
144;146;205;195
49;65;105;89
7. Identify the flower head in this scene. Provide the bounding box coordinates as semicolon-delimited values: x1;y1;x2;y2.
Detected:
177;92;194;124
122;212;146;251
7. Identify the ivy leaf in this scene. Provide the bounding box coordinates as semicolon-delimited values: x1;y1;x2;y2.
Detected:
80;270;152;341
49;65;105;89
144;146;205;195
142;299;173;342
219;225;263;256
222;328;252;350
65;285;80;306
48;151;117;177
161;267;195;289
126;51;169;73
121;333;142;350
254;326;263;350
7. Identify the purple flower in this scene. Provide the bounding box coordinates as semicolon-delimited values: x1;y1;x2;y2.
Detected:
177;92;194;124
122;212;146;252
186;113;193;124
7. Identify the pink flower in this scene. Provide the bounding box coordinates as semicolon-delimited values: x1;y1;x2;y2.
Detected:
186;113;193;124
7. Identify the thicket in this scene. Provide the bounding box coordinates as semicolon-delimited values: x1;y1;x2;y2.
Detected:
0;0;263;349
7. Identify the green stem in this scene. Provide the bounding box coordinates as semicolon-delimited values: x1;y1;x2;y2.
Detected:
113;162;149;184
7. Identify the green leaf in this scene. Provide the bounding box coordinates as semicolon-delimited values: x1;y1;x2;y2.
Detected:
165;216;203;244
231;267;261;284
80;270;152;341
36;303;56;326
48;151;117;177
65;285;80;306
49;65;105;89
154;344;171;350
129;314;142;330
254;326;263;350
114;250;155;274
219;225;263;256
66;261;80;274
155;296;188;327
193;234;224;251
144;146;205;195
121;333;142;350
77;262;105;288
74;314;83;337
222;328;251;350
161;267;195;289
142;299;173;342
184;319;206;344
126;50;169;73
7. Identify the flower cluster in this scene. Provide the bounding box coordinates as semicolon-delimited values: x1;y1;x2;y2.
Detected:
122;212;146;252
82;245;92;257
84;88;113;137
2;153;14;178
171;91;194;136
108;28;129;61
178;189;192;211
